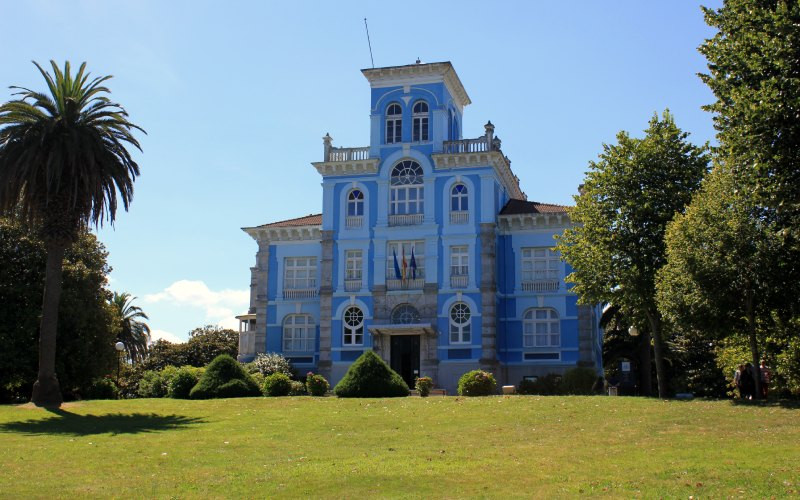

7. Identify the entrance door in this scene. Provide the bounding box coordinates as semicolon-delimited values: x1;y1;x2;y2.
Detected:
390;335;420;389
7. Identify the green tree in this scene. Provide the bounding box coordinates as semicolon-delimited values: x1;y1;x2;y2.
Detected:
657;166;780;398
0;217;118;403
0;61;144;407
556;111;709;398
143;325;238;371
110;292;151;365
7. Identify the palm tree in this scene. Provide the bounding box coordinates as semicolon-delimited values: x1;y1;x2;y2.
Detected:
0;61;144;407
111;292;151;365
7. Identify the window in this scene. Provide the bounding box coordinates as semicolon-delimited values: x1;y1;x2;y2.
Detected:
284;257;317;289
347;189;364;216
283;314;315;352
449;303;471;343
386;241;425;280
521;248;560;282
412;101;429;142
391;304;420;324
343;306;364;345
450;183;468;212
523;308;560;347
345;250;362;281
450;246;468;277
390;161;424;216
386;103;402;144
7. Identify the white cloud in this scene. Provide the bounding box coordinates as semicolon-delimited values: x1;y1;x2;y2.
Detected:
144;280;248;332
150;329;184;344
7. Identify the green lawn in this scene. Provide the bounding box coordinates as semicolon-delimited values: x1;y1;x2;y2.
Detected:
0;397;798;498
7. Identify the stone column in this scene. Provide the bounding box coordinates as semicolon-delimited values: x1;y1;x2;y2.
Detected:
323;133;332;161
479;223;499;374
253;241;270;355
577;304;597;368
318;230;335;379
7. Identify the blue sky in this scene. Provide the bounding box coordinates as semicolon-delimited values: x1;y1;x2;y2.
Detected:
0;1;722;342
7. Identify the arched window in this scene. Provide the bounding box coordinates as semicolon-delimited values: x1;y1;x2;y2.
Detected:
347;189;364;216
386;103;402;144
412;101;429;142
283;314;315;352
391;304;420;324
449;303;471;343
451;183;468;212
343;306;364;345
523;308;560;348
390;160;424;216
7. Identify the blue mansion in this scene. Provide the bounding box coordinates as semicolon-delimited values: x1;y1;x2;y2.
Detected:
237;61;602;393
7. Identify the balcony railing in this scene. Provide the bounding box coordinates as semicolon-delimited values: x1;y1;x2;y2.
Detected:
345;215;363;229
388;213;424;226
283;288;319;299
386;278;424;291
450;211;469;225
521;280;560;293
344;279;362;292
327;146;370;162
450;275;469;288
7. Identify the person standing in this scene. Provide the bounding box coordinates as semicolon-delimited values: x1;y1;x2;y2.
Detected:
734;364;745;399
759;360;771;398
741;363;756;400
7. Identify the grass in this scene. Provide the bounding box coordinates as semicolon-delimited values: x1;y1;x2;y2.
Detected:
0;397;798;498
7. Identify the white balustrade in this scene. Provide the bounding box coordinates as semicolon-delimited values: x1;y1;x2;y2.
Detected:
450;211;469;224
345;215;363;228
442;137;490;154
282;288;319;299
327;146;370;162
521;280;560;292
344;279;362;292
386;278;424;291
450;275;469;288
388;213;424;226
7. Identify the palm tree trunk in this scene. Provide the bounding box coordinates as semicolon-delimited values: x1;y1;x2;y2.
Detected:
30;240;65;407
647;311;669;399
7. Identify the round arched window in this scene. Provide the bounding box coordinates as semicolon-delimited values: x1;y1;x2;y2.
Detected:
391;304;420;324
449;303;471;343
343;306;364;345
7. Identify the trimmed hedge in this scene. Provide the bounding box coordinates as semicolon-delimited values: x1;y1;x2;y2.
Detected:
189;355;260;399
168;367;202;399
263;373;292;396
333;350;408;398
457;370;497;396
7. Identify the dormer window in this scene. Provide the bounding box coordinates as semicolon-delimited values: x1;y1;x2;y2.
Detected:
412;101;429;142
450;183;468;224
386;103;402;144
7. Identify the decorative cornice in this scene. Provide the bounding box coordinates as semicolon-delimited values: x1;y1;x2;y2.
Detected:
362;62;471;111
497;212;572;233
432;150;526;200
243;224;322;242
312;158;380;176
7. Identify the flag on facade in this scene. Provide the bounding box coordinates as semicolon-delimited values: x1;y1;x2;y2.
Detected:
393;248;402;280
401;246;408;281
410;247;417;280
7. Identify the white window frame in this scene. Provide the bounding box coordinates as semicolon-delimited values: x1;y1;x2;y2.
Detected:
345;250;363;281
523;308;560;348
284;257;317;290
343;306;364;346
283;314;315;352
450;246;469;277
449;302;471;344
412;101;429;142
347;189;364;216
386;240;425;280
450;183;468;212
386;103;402;144
390;161;424;216
521;248;560;282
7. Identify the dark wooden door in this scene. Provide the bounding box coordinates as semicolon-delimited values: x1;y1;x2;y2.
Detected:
390;335;420;389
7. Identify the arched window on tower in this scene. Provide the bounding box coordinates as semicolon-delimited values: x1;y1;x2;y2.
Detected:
346;189;364;228
386;103;402;144
389;160;424;225
412;101;429;142
450;183;468;224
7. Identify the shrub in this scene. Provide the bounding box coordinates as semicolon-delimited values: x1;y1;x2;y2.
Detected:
189;355;261;399
250;372;265;392
517;374;562;395
85;377;119;400
253;352;294;378
289;380;307;396
415;376;433;397
561;367;597;395
138;370;169;398
168;367;201;399
457;370;497;396
264;373;292;397
333;350;408;398
306;372;330;396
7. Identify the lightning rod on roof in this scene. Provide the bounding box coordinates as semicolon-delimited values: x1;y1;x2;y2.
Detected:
364;18;374;68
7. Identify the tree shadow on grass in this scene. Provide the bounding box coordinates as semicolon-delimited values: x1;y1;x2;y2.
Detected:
0;408;206;436
729;399;800;410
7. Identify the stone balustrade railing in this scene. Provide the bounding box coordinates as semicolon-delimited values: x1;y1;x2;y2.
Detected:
326;146;370;162
521;280;560;293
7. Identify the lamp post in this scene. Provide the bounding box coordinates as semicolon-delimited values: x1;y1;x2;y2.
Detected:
115;341;125;384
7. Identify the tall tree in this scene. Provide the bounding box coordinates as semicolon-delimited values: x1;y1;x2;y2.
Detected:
111;292;151;365
0;61;144;407
556;111;709;398
657;165;778;397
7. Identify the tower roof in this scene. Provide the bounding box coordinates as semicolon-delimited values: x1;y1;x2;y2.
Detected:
361;61;471;110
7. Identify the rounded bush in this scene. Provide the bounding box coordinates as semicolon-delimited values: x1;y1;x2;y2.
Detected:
253;352;294;378
168;368;199;399
85;378;119;400
289;380;307;396
264;373;292;397
217;379;254;398
561;367;597;395
137;370;169;398
457;370;497;396
415;377;433;397
189;354;260;399
306;373;330;396
333;351;408;398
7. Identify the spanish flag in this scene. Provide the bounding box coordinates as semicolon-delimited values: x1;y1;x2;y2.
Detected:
401;246;408;281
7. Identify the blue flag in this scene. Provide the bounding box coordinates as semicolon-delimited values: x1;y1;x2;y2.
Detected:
410;247;417;280
392;248;402;279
